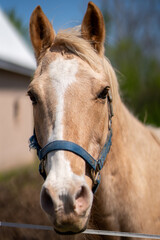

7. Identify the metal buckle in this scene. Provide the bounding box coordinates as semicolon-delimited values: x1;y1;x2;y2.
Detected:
108;90;114;116
108;89;113;102
108;119;112;130
39;158;47;179
110;102;114;118
91;167;100;185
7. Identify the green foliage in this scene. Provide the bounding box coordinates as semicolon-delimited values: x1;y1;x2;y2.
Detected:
103;7;160;126
106;39;160;126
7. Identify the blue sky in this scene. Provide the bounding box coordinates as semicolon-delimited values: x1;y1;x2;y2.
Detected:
0;0;102;33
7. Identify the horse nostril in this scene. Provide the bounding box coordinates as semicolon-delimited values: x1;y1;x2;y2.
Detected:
75;186;91;215
41;187;54;216
75;186;85;200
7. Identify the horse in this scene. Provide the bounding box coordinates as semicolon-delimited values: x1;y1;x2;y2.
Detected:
28;1;160;239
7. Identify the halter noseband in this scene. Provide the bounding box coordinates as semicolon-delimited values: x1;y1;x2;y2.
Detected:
29;90;113;193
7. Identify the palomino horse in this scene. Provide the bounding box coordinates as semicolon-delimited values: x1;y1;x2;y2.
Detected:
28;1;160;239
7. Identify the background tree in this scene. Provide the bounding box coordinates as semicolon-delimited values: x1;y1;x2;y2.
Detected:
102;0;160;126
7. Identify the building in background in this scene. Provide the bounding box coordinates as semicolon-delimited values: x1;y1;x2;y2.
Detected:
0;8;36;171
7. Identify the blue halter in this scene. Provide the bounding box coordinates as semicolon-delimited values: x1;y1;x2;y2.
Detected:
29;90;113;193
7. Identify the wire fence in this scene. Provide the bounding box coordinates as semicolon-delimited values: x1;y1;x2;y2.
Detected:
1;221;160;239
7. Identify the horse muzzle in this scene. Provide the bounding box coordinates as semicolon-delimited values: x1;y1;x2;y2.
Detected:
40;183;92;234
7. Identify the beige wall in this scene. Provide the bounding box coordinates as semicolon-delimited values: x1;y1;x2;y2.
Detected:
0;69;34;171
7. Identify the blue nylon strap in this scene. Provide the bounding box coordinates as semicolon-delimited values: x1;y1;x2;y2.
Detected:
29;129;112;174
29;134;41;152
97;129;112;171
38;140;97;170
29;131;112;193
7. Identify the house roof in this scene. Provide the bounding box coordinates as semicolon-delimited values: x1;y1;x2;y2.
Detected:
0;8;36;76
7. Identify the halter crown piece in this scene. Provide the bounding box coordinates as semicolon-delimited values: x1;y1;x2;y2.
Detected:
29;89;113;193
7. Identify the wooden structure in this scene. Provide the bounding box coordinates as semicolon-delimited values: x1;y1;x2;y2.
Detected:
0;8;36;171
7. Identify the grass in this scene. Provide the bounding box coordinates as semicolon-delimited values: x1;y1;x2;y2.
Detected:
0;160;53;240
0;160;39;183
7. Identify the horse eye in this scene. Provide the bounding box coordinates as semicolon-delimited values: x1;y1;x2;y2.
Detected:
27;91;37;105
97;87;109;100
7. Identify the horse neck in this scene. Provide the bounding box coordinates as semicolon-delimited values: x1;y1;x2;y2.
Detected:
89;98;151;232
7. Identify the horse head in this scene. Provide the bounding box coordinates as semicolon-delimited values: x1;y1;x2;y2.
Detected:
28;1;114;235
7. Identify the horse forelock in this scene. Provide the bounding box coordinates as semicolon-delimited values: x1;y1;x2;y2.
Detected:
52;27;119;106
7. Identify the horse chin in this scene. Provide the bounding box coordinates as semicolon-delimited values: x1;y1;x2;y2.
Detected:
54;225;87;235
49;215;89;236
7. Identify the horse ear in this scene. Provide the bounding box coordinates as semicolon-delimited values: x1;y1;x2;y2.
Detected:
81;1;105;55
30;6;55;63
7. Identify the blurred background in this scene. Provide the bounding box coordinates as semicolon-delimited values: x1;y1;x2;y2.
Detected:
0;0;159;239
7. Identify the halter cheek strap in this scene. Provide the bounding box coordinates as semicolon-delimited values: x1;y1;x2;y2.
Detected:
29;90;113;193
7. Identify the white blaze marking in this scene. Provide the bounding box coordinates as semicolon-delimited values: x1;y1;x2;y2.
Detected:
49;56;78;141
43;56;83;191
